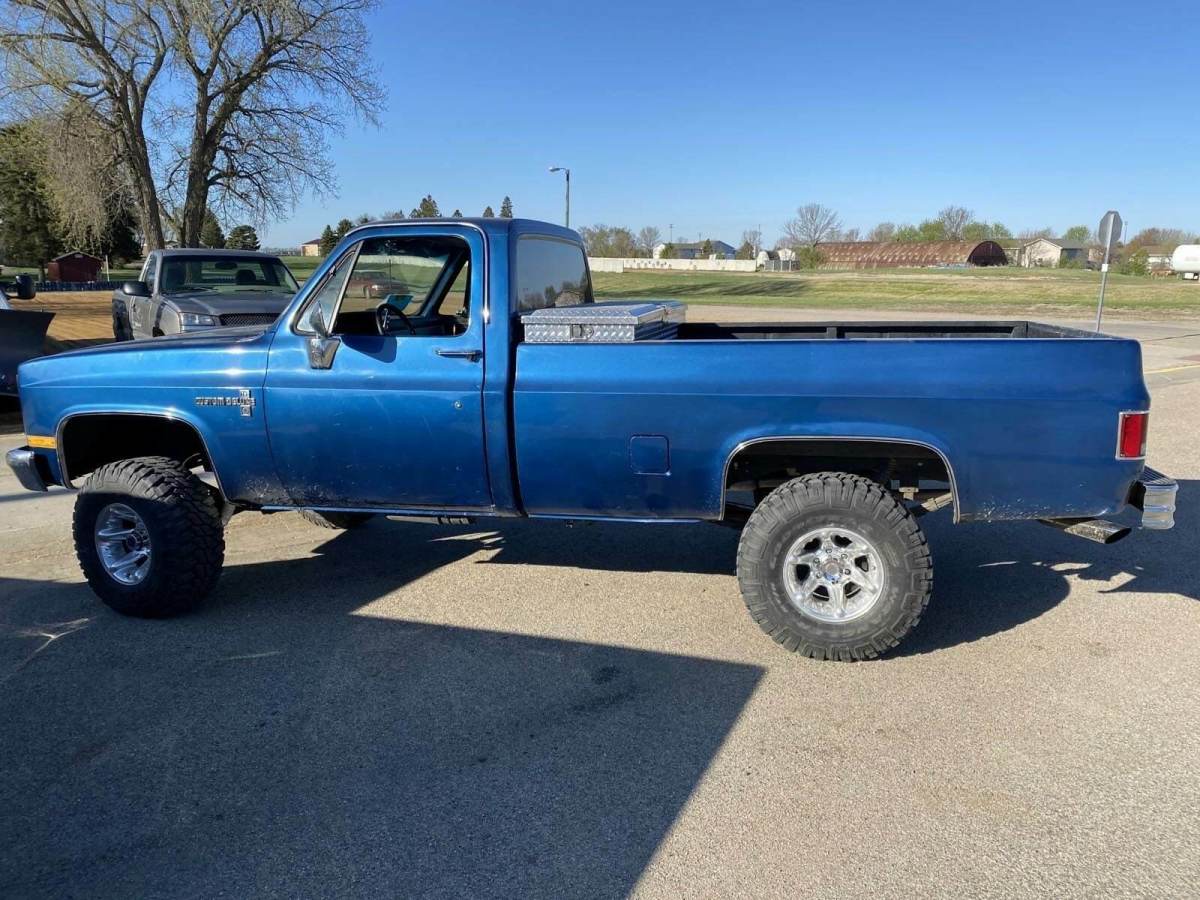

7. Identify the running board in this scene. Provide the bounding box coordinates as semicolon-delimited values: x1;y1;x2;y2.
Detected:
1039;517;1131;544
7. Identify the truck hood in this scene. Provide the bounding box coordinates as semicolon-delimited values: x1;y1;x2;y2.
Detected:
163;289;294;316
17;326;273;391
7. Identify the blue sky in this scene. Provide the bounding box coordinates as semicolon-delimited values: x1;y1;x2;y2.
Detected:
272;0;1199;246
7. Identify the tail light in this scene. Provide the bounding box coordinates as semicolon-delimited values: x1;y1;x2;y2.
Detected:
1117;411;1148;459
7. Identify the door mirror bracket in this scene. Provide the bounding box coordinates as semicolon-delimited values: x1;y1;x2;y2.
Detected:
308;334;340;370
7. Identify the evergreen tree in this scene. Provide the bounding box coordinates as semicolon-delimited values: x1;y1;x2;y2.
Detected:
499;196;513;218
318;224;337;255
701;238;714;257
409;195;440;218
226;224;260;251
199;209;225;248
482;205;495;218
0;123;62;268
334;217;354;239
659;242;676;259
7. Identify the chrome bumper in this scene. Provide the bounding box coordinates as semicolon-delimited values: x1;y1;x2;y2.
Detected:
1130;466;1177;530
5;446;48;492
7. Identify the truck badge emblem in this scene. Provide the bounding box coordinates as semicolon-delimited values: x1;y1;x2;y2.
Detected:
195;389;255;417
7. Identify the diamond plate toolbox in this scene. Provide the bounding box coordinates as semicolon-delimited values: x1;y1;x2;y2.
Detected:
521;300;687;343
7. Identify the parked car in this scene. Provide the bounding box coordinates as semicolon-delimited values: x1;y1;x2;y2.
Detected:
111;249;299;339
7;218;1178;660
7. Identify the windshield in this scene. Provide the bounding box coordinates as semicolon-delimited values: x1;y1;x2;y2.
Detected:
159;256;299;294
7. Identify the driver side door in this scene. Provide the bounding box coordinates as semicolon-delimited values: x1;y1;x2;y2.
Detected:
263;226;491;510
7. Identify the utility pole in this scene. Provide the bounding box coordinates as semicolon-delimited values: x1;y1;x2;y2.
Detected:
548;166;570;228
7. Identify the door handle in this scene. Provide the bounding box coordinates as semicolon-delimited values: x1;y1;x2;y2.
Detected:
436;348;482;361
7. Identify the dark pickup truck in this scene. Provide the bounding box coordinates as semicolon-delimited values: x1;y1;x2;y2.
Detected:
7;218;1178;660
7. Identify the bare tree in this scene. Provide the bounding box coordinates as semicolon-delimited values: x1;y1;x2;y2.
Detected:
636;225;661;258
0;1;383;248
868;222;895;242
782;203;840;247
1018;227;1055;240
741;228;762;256
936;206;973;240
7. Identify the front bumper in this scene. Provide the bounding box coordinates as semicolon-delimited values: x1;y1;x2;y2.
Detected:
1130;466;1177;530
5;446;48;492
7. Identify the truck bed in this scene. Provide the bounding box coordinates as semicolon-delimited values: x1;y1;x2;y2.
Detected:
511;320;1148;524
674;320;1103;341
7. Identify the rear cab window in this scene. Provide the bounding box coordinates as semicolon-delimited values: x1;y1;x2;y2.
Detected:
514;236;593;315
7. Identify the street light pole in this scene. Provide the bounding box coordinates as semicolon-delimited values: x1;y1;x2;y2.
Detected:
548;166;570;228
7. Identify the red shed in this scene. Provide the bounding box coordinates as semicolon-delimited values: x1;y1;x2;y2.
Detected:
47;250;102;282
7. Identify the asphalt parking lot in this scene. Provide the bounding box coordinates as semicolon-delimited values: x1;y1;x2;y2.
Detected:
1;316;1197;898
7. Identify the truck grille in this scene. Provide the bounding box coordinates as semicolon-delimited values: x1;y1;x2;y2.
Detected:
218;313;277;327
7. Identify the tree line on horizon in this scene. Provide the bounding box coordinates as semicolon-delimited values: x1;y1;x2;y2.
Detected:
313;195;513;255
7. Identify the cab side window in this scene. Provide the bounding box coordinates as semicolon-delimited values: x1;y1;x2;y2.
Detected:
514;237;593;313
297;235;472;337
297;249;355;334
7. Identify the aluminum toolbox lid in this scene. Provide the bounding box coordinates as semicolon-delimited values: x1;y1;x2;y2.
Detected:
520;300;686;326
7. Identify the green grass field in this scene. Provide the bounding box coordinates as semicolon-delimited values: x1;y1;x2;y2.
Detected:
591;266;1200;316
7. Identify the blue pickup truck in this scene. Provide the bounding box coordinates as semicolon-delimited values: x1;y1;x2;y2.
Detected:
5;218;1178;660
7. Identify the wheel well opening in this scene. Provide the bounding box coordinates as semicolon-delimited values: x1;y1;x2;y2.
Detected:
724;439;955;518
60;415;212;485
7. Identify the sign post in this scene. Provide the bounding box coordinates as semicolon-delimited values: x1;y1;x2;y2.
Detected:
1095;210;1122;332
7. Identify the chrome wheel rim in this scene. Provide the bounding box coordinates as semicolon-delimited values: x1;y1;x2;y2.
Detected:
94;503;152;586
782;526;886;623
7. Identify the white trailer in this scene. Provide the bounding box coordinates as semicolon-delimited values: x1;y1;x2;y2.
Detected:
1170;244;1200;281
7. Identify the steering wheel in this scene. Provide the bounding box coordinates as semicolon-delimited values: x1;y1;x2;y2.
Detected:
375;300;415;335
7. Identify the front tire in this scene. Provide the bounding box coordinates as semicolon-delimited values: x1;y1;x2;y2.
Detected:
73;456;225;617
736;472;932;660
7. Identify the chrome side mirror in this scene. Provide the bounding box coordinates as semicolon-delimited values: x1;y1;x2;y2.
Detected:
307;334;341;370
310;301;330;339
306;302;340;369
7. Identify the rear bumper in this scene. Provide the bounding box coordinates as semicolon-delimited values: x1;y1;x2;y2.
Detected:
5;446;48;492
1129;466;1177;530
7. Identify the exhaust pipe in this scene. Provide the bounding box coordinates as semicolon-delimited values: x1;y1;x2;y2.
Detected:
1039;517;1131;545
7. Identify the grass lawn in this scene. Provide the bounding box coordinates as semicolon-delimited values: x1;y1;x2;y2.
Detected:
591;266;1200;316
280;255;321;283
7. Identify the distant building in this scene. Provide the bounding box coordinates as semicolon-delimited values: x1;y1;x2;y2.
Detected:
1142;246;1174;269
1022;237;1089;268
653;239;736;260
997;239;1027;267
757;247;796;265
46;250;102;282
811;240;1008;269
300;237;323;257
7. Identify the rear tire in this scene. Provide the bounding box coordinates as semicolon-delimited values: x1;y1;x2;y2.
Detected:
299;509;374;530
736;472;932;660
73;456;224;617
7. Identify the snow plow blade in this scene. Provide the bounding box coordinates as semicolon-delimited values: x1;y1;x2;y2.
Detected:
0;309;54;396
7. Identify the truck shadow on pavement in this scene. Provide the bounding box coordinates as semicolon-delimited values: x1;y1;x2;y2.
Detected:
0;534;764;898
1;483;1192;894
898;479;1197;654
